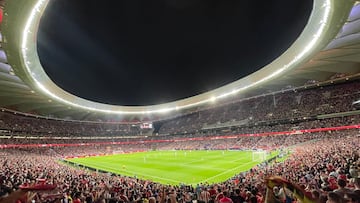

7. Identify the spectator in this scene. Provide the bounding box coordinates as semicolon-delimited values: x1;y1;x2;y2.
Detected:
327;192;344;203
219;191;233;203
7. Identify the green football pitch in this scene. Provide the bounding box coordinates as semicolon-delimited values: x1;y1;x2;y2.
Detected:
66;150;278;185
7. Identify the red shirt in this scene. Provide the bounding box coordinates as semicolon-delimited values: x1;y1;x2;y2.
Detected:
220;197;233;203
217;193;224;202
73;198;81;203
209;189;217;197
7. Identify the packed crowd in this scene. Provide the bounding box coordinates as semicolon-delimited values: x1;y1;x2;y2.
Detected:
0;130;359;203
0;81;360;137
0;130;339;155
0;79;359;203
1;115;359;146
0;111;142;137
158;81;360;135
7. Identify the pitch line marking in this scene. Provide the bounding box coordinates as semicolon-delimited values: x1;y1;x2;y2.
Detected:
194;161;257;184
182;152;248;165
69;161;184;184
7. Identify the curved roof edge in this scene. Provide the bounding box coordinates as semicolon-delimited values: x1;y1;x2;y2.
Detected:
1;0;356;116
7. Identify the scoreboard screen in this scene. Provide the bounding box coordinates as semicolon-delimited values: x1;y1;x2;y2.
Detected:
140;122;153;129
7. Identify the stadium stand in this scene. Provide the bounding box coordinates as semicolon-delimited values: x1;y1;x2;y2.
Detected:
1;0;360;203
0;130;359;203
0;78;359;203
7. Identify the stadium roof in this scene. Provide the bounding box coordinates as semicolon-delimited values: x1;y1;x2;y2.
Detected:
0;0;359;123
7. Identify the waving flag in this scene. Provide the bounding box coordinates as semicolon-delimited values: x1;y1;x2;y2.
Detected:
265;176;316;203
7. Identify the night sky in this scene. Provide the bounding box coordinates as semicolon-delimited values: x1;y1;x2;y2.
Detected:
37;0;312;106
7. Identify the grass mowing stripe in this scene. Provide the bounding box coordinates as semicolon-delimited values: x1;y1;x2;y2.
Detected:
68;160;184;184
179;164;227;171
67;150;275;185
197;161;257;184
195;152;279;184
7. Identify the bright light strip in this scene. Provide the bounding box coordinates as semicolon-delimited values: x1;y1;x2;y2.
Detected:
22;0;47;74
18;0;342;115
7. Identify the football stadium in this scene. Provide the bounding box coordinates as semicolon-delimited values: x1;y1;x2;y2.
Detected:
0;0;360;203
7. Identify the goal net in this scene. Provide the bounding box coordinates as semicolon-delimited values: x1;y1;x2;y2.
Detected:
252;150;267;162
112;150;124;154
